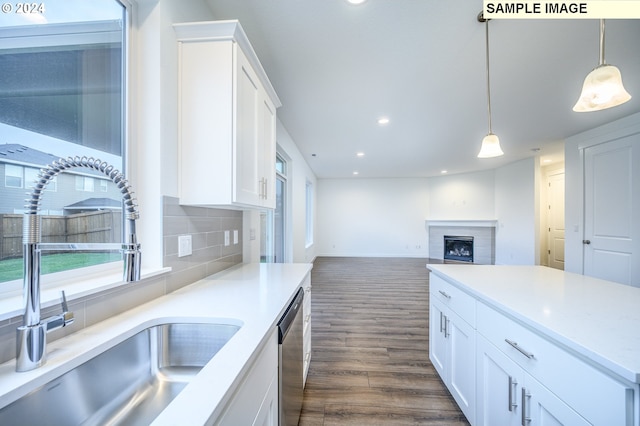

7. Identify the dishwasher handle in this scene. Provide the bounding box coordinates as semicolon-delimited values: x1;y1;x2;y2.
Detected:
277;287;304;343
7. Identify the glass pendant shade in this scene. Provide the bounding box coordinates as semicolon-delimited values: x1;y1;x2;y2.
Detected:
477;133;504;158
573;64;631;112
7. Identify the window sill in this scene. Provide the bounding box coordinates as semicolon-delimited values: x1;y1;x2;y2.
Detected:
0;266;171;322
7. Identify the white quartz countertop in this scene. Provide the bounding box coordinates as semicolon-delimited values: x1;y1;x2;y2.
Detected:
427;264;640;384
0;262;312;425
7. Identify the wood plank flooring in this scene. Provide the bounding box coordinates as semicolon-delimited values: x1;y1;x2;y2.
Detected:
299;257;469;426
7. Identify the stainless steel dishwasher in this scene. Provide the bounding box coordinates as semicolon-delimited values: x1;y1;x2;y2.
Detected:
277;287;305;426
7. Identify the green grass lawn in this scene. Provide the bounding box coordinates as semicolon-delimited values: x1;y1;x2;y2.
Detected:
0;253;122;283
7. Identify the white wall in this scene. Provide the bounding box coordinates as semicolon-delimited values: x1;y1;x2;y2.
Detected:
317;178;429;257
495;158;539;265
314;162;543;263
428;170;495;219
276;120;317;263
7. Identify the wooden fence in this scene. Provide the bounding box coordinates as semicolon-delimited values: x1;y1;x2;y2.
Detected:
0;210;121;260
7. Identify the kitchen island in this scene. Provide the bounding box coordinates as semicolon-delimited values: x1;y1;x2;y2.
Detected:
0;262;312;425
427;264;640;426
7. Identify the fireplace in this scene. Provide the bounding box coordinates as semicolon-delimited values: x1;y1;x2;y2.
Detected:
444;235;474;263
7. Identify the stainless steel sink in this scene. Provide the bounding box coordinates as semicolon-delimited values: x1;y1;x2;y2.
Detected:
0;322;241;426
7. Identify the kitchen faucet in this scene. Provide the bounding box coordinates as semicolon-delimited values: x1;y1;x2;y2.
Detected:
16;156;141;372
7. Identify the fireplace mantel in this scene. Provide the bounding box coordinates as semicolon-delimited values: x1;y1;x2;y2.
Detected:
425;219;498;229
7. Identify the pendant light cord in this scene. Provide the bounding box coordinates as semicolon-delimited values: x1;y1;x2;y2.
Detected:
599;19;605;65
485;18;493;134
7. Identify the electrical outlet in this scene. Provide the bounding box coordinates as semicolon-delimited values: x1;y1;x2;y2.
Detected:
224;230;230;246
233;229;238;245
178;235;192;257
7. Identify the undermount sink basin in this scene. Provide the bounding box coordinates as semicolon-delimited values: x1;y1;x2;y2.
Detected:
0;322;241;426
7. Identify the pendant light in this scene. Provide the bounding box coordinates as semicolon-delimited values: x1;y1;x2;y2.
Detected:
573;19;631;112
477;12;504;158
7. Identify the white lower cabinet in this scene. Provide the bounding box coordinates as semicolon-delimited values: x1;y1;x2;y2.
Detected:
429;295;476;424
476;334;589;426
214;329;278;425
429;271;638;426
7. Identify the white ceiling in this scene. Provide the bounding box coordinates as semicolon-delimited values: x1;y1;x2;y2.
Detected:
204;0;640;179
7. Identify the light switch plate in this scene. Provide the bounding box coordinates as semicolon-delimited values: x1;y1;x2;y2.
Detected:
233;229;238;244
178;235;192;257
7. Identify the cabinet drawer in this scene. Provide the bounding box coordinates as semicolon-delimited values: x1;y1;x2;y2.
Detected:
429;273;476;326
477;302;634;426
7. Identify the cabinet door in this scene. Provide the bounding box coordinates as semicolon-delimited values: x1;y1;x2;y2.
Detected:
430;298;476;424
429;298;447;379
234;46;262;206
476;335;523;426
253;369;279;426
448;309;476;424
215;330;278;425
524;375;590;426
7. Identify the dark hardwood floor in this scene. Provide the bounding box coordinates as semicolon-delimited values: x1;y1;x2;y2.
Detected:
299;257;469;426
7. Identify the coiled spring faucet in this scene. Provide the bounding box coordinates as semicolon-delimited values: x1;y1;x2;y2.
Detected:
16;156;141;372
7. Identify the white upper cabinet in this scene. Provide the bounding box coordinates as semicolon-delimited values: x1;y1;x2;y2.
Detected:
174;20;281;209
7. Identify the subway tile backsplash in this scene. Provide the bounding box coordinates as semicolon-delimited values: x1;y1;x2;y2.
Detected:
163;196;243;290
0;196;243;365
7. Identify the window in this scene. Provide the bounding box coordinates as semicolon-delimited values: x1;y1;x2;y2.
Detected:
261;152;288;263
0;0;127;287
2;165;56;191
4;164;23;188
75;176;95;192
305;180;314;247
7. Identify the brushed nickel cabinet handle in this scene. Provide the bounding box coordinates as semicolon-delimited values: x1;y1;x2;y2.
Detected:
444;316;450;338
508;376;518;412
505;339;535;359
438;290;451;299
521;387;531;425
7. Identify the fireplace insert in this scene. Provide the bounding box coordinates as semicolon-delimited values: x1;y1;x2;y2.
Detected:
444;236;474;263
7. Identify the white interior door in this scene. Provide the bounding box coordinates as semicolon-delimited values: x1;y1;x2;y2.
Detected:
547;172;565;270
583;135;640;286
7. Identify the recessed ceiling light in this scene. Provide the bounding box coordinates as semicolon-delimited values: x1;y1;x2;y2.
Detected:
441;170;448;174
377;117;390;125
356;152;365;157
353;171;359;175
347;0;367;4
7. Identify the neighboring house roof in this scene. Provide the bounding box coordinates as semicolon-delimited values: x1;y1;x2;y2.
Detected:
0;143;107;178
0;143;59;166
64;197;121;210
